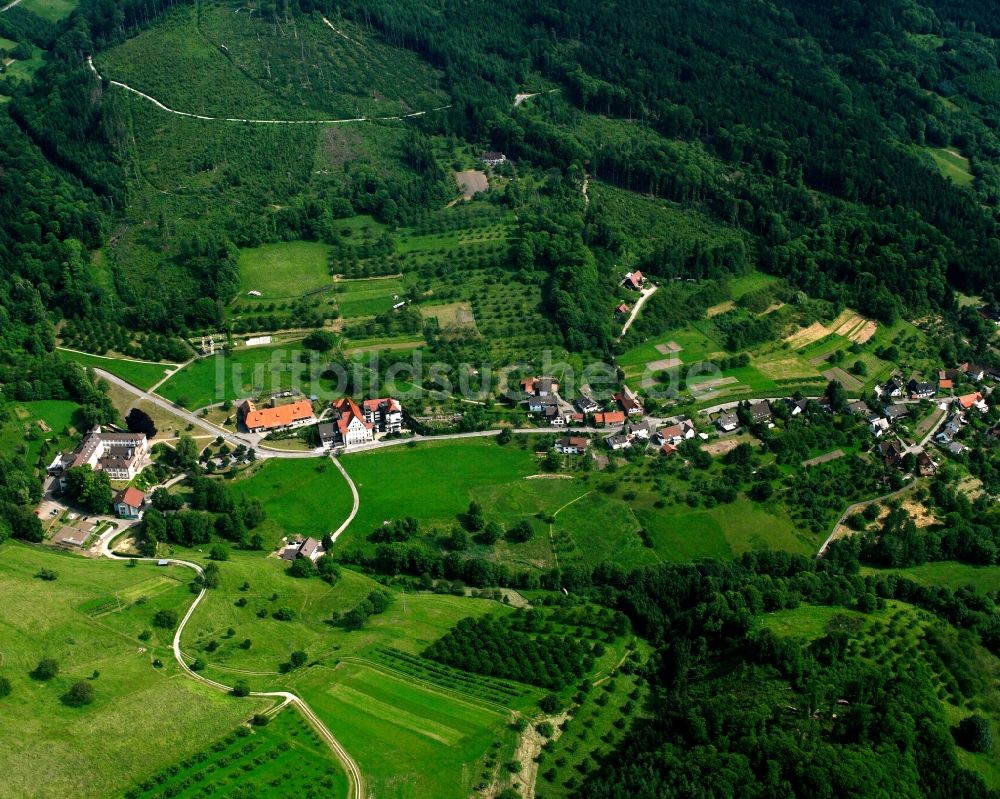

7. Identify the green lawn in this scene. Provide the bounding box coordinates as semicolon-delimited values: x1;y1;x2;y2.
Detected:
341;438;538;543
0;543;267;799
759;604;876;639
118;707;348;799
2;400;80;470
58;348;179;390
336;277;407;318
226;458;355;544
156;343;321;408
238;241;332;302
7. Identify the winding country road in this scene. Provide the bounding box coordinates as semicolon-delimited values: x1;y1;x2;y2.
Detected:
100;545;365;799
87;56;450;125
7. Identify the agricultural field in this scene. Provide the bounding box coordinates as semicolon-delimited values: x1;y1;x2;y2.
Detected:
237;241;333;302
0;543;267;799
155;342;327;408
118;708;348;799
58;348;180;391
225;458;355;544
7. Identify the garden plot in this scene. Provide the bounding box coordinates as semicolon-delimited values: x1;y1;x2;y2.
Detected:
421;302;479;334
822;366;864;391
655;341;683;354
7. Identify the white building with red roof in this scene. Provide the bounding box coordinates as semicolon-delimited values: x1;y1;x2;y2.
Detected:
622;271;645;290
331;398;374;448
113;487;147;519
362;398;403;433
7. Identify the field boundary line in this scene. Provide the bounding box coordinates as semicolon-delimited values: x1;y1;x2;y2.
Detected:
336;655;516;718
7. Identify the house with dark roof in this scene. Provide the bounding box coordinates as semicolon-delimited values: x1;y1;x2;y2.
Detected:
907;380;936;400
482;151;507;167
113;487;147;519
575;395;599;414
846;400;870;415
716;413;740;433
883;404;910;422
53;427;149;486
318;422;337;449
787;398;809;416
556;436;590;455
916;451;937;476
877;378;904;399
878;440;905;467
606;434;631;451
749;401;772;424
521;376;559;397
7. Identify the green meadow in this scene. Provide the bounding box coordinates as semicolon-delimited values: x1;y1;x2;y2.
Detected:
14;0;78;22
924;146;974;187
0;543;267;799
58;348;179;390
226;458;355;543
237;241;333;301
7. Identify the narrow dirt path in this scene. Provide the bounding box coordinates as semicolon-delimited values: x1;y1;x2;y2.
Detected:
619;285;658;339
87;56;450;125
101;549;365;798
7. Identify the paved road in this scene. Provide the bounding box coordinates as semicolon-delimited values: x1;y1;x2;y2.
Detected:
328;455;359;542
100;547;365;799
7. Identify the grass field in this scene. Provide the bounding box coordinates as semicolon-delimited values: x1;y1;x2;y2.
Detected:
156;343;320;408
341;438;539;543
2;399;80;471
864;562;1000;594
924;146;974;187
226;458;355;543
118;707;348;799
238;241;332;301
336;277;407;318
0;543;267;799
298;660;513;799
58;348;179;391
15;0;77;21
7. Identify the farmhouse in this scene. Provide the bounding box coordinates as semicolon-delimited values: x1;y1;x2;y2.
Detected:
622;271;645;290
238;399;315;434
113;487;147;520
52;427;149;485
907;380;936;400
330;397;374;449
482;151;507;167
556;436;590;455
613;386;643;416
716;413;740;433
299;537;321;560
363;398;403;433
594;411;626;427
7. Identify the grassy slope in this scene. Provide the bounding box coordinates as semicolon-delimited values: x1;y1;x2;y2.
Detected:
238;241;332;300
58;348;179;390
226;458;355;543
0;543;267;799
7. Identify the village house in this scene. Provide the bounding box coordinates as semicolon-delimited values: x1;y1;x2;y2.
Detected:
482;151;507;167
575;395;599;414
660;442;679;457
606;433;631;451
964;364;987;382
238;399;315;434
50;427;149;487
946;441;969;457
938;370;956;390
113;487;147;520
846;400;870;416
543;405;566;426
883;404;910;422
654;419;696;447
869;416;890;437
330;397;374;449
281;536;322;561
51;526;88;549
907;379;936;400
786;398;809;416
613;385;644;416
556;436;590;455
957;392;988;413
876;378;904;400
621;271;645;291
521;376;559;397
916;451;937;477
749;401;772;424
716;413;740;433
594;411;626;427
624;419;655;440
615;303;630;317
318;422;337;449
878;439;905;467
363;398;403;433
935;412;965;445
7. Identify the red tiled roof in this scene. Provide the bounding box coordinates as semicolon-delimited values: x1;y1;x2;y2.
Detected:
363;398;400;413
595;411;625;426
244;400;314;431
116;487;146;508
958;392;983;409
333;397;373;434
939;378;953;389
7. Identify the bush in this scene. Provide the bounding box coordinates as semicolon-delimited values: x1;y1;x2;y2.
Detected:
240;639;253;650
231;681;250;697
153;609;178;629
251;713;270;727
31;658;59;681
956;715;993;753
190;658;207;672
539;694;561;713
290;650;308;669
62;681;95;707
34;568;57;581
287;556;316;578
0;676;11;698
273;607;296;621
209;544;229;561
